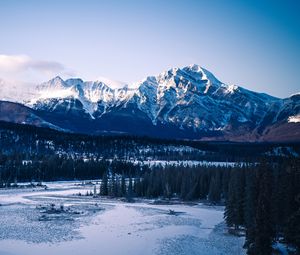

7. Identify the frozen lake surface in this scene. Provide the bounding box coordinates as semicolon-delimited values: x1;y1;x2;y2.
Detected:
0;181;245;255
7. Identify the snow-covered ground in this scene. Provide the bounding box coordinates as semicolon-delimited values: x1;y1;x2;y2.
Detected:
129;160;244;168
0;182;245;255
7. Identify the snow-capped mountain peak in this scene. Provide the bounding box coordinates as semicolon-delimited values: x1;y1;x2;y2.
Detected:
1;64;298;141
26;65;282;125
34;77;75;101
7;65;233;110
183;64;221;84
28;75;135;117
37;76;67;90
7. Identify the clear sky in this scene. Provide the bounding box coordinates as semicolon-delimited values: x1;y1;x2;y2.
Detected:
0;0;299;97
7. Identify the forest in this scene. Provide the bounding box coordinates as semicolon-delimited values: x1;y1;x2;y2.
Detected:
1;120;299;162
0;121;299;254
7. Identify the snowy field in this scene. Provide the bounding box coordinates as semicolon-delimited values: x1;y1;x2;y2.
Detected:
0;182;245;255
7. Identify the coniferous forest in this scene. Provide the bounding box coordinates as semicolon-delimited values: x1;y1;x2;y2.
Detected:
0;121;299;254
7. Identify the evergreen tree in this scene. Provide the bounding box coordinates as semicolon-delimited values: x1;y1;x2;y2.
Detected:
93;185;97;196
126;177;134;202
249;163;273;255
284;208;300;252
164;182;172;200
180;170;190;200
283;158;300;253
208;173;221;203
224;168;245;229
134;177;142;197
121;174;126;197
100;171;108;196
243;168;258;250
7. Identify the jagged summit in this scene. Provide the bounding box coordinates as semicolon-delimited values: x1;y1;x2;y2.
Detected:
38;76;66;89
29;65;237;103
0;65;299;141
27;64;281;129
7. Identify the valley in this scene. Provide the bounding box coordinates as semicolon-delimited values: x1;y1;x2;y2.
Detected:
0;181;245;255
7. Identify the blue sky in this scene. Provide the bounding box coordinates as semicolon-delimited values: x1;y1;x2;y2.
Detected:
0;0;299;97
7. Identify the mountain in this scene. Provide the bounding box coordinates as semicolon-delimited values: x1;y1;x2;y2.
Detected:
0;101;64;130
0;64;299;141
0;78;35;103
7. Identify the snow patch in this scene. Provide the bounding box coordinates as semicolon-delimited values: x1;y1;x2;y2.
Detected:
288;114;300;123
226;84;238;94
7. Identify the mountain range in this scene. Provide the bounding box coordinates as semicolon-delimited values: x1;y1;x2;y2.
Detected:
0;64;299;141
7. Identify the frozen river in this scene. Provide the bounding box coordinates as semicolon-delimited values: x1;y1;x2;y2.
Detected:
0;181;245;255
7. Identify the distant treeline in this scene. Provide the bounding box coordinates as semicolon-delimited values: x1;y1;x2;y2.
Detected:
0;120;299;162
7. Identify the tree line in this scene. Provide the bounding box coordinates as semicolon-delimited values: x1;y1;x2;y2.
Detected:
1;120;298;162
224;158;300;254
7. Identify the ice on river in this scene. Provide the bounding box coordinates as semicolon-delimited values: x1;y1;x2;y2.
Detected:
0;181;245;255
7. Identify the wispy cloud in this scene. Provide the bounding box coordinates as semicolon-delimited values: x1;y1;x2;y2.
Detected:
0;55;30;71
0;54;76;101
0;54;72;76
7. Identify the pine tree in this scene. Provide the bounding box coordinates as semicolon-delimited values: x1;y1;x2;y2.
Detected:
284;208;300;252
224;168;245;229
164;182;172;200
126;177;134;202
249;162;273;255
93;185;97;196
208;172;221;203
221;168;231;200
100;171;108;196
180;170;190;200
134;177;142;197
283;158;300;253
244;168;258;250
110;174;116;197
115;175;122;197
121;174;126;197
224;171;237;227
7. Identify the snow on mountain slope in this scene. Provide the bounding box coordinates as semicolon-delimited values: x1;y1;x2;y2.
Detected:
29;65;283;130
1;64;299;140
259;93;300;125
0;78;35;103
27;76;134;118
124;64;279;131
288;115;300;123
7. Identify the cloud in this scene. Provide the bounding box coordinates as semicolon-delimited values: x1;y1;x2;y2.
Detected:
0;54;70;75
28;60;66;74
0;54;77;92
96;76;129;89
0;54;76;101
0;55;30;71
